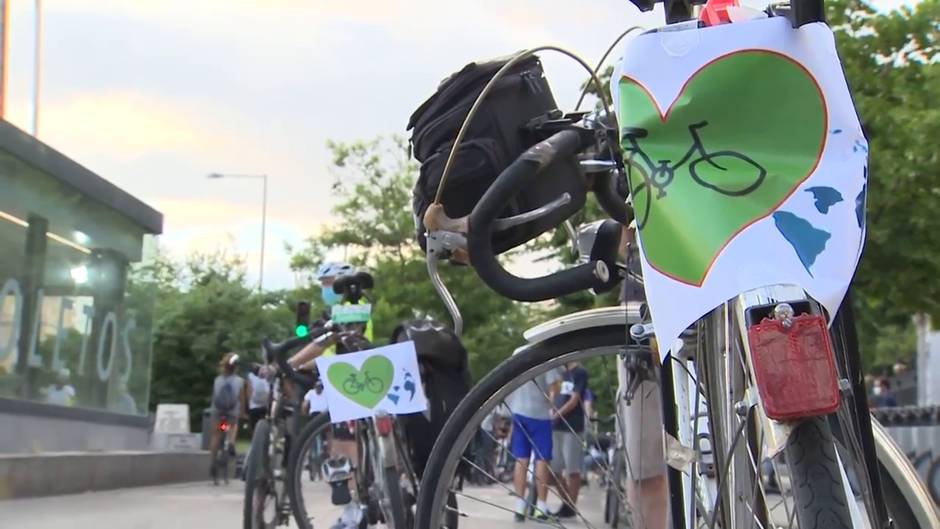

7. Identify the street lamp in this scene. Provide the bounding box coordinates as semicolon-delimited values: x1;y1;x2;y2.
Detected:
207;172;268;292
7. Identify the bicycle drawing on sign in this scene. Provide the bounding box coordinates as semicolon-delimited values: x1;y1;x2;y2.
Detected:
622;120;767;229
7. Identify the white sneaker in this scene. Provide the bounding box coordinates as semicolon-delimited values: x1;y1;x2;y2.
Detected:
330;502;363;529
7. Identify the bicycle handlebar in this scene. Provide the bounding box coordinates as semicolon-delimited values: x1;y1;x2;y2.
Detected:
593;168;632;225
262;335;317;390
467;130;612;302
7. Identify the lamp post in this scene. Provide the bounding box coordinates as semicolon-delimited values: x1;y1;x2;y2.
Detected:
207;173;268;292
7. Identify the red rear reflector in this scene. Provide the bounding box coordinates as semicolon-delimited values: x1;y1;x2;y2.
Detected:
747;313;840;421
375;415;393;437
219;422;229;432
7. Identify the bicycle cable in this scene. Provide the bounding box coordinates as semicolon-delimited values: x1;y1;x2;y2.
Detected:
573;26;643;112
432;45;613;206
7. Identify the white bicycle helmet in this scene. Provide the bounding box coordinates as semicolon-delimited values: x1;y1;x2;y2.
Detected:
316;262;354;280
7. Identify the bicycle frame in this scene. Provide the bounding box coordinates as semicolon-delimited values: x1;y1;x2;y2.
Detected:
518;290;939;529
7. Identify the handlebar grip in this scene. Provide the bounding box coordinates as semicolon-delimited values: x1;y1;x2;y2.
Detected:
467;130;610;302
593;169;633;225
263;335;316;390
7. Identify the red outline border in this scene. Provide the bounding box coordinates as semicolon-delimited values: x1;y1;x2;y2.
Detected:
621;48;829;287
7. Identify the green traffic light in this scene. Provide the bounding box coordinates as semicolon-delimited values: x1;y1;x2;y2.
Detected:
295;324;309;337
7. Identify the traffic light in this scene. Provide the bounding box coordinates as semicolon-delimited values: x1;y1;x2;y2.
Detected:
295;301;311;337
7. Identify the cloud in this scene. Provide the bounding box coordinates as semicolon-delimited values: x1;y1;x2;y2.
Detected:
29;93;235;161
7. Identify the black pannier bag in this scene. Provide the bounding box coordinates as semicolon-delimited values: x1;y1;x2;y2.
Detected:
390;319;471;478
408;54;587;254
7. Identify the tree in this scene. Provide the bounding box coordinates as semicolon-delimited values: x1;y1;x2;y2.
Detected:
827;0;940;369
289;137;539;379
144;251;293;429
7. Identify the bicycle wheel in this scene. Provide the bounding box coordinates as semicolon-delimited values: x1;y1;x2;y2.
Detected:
286;412;336;529
688;150;766;196
381;462;411;529
415;326;635;529
694;299;933;529
244;419;277;529
218;443;231;485
604;444;627;528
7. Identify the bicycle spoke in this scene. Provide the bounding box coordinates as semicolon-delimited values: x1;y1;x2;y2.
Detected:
450;489;566;529
708;406;749;529
501;398;579;510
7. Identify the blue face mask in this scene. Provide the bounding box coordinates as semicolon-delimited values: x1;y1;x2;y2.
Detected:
321;286;341;306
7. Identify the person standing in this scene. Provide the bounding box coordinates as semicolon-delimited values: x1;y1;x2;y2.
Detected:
246;368;269;433
302;381;329;417
550;362;589;518
869;377;898;407
43;368;76;407
209;353;247;481
507;366;562;521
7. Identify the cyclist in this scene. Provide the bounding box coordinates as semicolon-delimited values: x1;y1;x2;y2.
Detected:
209;352;248;481
288;262;373;529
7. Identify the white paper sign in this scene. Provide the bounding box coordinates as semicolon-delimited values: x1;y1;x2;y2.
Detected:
154;403;190;434
612;17;867;357
315;340;427;422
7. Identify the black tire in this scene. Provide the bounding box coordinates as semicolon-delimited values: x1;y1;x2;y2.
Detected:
784;417;853;529
217;444;230;485
415;325;626;529
243;419;274;529
287;412;333;529
382;464;410;529
688;150;766;196
605;448;625;527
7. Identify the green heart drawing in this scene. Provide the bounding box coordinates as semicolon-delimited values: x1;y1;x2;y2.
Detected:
619;50;826;285
327;355;394;409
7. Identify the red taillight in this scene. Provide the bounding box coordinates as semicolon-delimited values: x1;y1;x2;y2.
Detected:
219;421;229;432
375;415;393;437
747;312;840;421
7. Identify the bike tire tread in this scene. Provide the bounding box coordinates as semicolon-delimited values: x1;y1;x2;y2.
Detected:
784;417;853;529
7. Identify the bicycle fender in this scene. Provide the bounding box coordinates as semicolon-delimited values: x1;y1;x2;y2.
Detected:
520;303;644;346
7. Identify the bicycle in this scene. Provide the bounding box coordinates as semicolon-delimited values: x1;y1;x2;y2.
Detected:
412;4;938;526
285;274;420;529
212;413;235;486
622;121;766;230
243;334;319;529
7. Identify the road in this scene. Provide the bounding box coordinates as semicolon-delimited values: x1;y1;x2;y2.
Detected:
0;479;609;529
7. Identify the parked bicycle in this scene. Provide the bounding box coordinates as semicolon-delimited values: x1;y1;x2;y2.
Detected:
284;272;421;529
242;333;318;529
409;2;939;527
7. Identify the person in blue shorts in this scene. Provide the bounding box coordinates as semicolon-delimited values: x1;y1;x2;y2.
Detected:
507;366;562;522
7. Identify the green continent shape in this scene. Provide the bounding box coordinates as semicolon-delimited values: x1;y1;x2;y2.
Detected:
619;51;826;285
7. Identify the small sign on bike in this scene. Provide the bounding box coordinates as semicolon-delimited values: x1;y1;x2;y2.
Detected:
331;303;372;324
315;340;427;422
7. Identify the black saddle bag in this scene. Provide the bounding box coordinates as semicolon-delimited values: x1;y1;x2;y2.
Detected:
409;54;586;255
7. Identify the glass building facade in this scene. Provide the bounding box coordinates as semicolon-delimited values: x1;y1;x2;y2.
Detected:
0;125;162;417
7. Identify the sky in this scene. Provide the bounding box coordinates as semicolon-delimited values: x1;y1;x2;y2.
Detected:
1;0;914;290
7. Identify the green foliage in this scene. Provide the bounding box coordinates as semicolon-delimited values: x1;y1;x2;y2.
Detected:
145;252;292;429
826;0;940;368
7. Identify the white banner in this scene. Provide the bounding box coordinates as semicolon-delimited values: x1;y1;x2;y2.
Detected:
315;340;427;422
613;17;867;356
